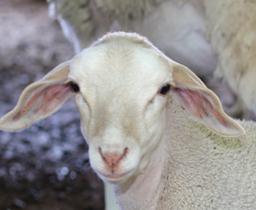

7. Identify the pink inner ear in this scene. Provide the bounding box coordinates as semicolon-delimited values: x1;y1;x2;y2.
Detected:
174;88;229;126
13;84;71;120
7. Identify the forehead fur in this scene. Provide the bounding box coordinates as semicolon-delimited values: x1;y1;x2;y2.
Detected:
91;32;173;62
92;32;154;49
71;32;171;76
93;32;176;68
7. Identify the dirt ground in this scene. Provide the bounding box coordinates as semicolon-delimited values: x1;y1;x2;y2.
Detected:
0;0;104;209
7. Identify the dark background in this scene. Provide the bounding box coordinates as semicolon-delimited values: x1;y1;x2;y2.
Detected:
0;0;104;209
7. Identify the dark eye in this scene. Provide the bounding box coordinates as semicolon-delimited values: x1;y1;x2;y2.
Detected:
68;81;80;93
159;83;171;95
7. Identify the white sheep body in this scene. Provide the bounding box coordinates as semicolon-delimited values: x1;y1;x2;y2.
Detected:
159;106;256;209
112;99;256;210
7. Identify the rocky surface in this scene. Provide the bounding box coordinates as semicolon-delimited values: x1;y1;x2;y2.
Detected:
0;0;104;209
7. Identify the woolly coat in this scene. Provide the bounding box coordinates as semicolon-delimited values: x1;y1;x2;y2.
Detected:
116;99;256;210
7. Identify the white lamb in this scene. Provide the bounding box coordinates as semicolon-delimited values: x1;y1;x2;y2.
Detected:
2;32;256;210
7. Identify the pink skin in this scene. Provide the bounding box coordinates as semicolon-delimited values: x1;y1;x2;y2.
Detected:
175;88;228;126
99;147;129;174
13;83;71;120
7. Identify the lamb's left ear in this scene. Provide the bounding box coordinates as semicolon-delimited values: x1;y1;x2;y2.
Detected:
0;61;78;132
170;62;245;137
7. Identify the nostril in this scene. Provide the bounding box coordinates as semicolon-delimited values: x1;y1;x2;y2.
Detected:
98;147;129;168
123;147;129;158
98;147;107;162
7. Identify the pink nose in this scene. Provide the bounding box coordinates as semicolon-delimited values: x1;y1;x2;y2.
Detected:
99;147;129;169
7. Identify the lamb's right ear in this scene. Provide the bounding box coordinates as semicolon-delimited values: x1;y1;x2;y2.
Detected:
0;61;78;132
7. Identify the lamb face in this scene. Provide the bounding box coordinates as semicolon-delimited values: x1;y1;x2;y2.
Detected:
69;40;171;183
0;32;245;186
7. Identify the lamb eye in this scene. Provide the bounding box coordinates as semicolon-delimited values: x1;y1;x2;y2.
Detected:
68;81;80;93
159;83;171;95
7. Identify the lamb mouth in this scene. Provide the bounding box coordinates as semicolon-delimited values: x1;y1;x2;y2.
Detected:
97;169;135;183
